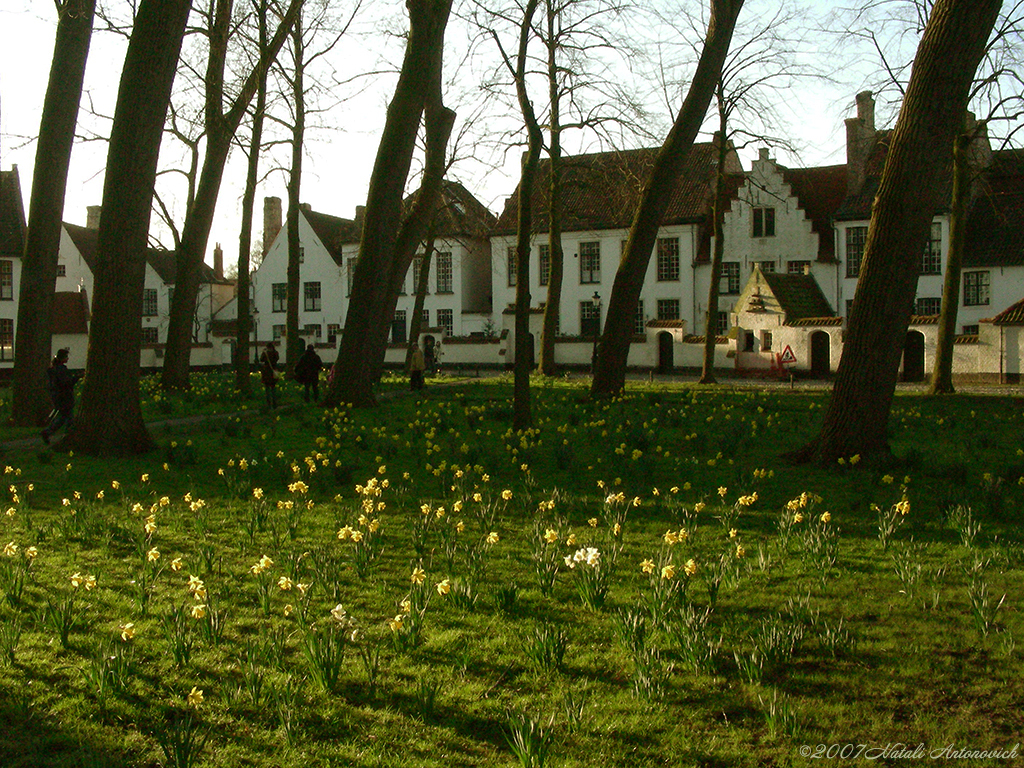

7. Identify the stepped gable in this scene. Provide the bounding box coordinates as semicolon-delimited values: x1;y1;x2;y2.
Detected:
0;167;26;259
964;148;1024;269
760;271;835;323
779;164;847;261
493;143;726;236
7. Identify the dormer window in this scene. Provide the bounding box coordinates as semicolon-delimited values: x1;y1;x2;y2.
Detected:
752;207;775;237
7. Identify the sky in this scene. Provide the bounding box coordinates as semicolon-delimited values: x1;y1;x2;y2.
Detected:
0;0;877;274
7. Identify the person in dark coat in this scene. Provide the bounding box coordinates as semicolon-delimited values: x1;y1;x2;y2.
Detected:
259;341;280;409
41;348;81;444
409;341;426;391
295;343;324;403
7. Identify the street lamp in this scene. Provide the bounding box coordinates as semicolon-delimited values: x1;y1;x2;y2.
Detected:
591;290;602;374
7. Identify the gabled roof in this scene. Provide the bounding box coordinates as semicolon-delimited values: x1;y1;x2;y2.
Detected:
303;210;361;266
52;290;90;335
63;223;223;284
754;270;835;323
493;143;733;236
964;148;1024;268
779;165;847;261
0;167;26;259
989;296;1024;326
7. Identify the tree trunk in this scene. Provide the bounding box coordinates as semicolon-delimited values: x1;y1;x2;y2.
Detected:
539;0;563;377
11;0;95;427
161;0;302;390
324;0;453;408
794;0;1001;464
700;98;729;385
285;15;305;372
929;127;971;395
406;237;436;370
591;0;743;399
63;0;192;456
233;0;270;396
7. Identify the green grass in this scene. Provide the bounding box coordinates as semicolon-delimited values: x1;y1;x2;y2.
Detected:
0;374;1022;767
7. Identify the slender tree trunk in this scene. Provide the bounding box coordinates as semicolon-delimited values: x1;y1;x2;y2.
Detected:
11;0;95;427
406;237;436;369
700;100;729;385
793;0;1001;464
539;0;563;377
929;127;971;395
324;0;453;408
591;0;743;399
233;0;270;396
161;0;302;390
285;15;305;372
63;0;193;455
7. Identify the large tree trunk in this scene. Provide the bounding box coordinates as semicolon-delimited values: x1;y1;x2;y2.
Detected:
700;100;729;385
161;0;302;390
233;0;270;396
591;0;743;399
285;15;305;372
63;0;193;456
929;126;971;395
10;0;95;427
323;0;453;408
405;237;436;370
795;0;1001;464
539;0;563;377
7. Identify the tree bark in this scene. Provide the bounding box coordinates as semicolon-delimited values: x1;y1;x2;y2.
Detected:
929;127;972;395
11;0;95;427
285;14;305;372
591;0;744;399
794;0;1001;464
700;97;730;385
161;0;302;390
405;237;436;370
539;0;563;377
62;0;193;456
323;0;454;408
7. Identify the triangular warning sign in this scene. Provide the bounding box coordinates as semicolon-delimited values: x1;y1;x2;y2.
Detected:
780;345;797;364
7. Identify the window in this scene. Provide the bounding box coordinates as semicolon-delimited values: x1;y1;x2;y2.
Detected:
846;226;867;278
142;288;158;317
436;251;453;293
0;261;12;300
298;246;304;264
346;258;357;296
141;327;159;345
327;324;341;344
761;331;773;352
421;309;430;329
57;264;66;277
303;324;321;339
962;324;979;336
0;318;13;360
759;261;776;273
634;299;645;335
921;222;942;274
656;237;680;282
507;246;517;287
720;262;740;294
538;244;550;286
963;271;990;306
656;298;680;321
438;308;453;336
392;310;407;343
272;283;287;312
715;311;729;336
303;281;321;311
272;324;285;340
915;297;942;316
788;260;810;275
412;256;427;294
752;207;776;237
579;241;600;284
580;301;600;336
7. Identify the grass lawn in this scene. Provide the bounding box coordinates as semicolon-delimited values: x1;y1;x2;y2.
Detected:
0;373;1021;767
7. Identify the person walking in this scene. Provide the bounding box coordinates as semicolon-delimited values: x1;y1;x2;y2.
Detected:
259;341;280;409
295;343;323;403
41;348;81;444
409;341;426;391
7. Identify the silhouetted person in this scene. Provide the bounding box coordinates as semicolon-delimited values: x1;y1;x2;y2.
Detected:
41;348;81;444
295;343;323;402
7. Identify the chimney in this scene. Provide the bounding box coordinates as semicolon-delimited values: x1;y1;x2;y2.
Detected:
300;202;312;213
965;112;992;174
86;205;102;230
845;90;876;196
355;205;366;224
213;243;224;280
263;196;282;256
758;147;770;162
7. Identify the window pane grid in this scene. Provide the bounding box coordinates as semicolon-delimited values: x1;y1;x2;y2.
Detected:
579;241;600;284
656;238;680;281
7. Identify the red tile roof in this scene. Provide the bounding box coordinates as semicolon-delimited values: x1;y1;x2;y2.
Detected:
990;296;1024;325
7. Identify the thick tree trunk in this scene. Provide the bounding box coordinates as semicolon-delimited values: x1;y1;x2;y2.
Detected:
11;0;95;427
285;17;305;372
591;0;743;399
700;104;729;385
161;0;302;390
63;0;192;455
539;0;563;377
929;128;971;395
795;0;1001;464
324;0;453;408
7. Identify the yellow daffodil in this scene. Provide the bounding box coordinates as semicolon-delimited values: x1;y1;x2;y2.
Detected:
147;547;160;562
411;567;426;585
661;564;676;580
486;531;500;544
170;557;183;572
191;604;207;620
640;559;655;575
120;622;136;642
436;578;451;596
278;576;294;591
543;528;558;544
186;687;204;708
3;541;17;557
684;559;698;577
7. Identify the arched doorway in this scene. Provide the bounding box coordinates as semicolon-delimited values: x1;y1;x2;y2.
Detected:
902;331;925;381
657;332;674;373
810;331;831;377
